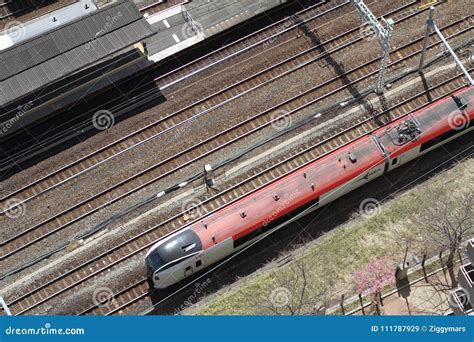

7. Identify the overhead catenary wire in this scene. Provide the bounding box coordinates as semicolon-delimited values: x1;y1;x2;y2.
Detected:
1;37;471;281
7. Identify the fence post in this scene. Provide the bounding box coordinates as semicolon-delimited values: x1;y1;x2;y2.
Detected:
458;249;463;264
421;254;428;283
439;250;449;284
439;250;445;271
340;294;345;315
359;293;365;315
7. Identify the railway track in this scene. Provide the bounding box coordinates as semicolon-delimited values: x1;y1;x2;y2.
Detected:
0;3;421;213
0;3;340;200
4;42;472;316
154;0;351;89
0;1;324;176
0;0;330;159
74;72;474;316
0;0;74;22
0;0;340;204
0;0;26;20
1;7;469;260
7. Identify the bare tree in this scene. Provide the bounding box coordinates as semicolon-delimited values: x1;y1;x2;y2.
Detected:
414;184;473;288
249;245;332;315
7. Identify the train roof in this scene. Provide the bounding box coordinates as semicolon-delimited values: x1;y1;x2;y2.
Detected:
0;0;155;107
375;86;474;157
194;135;385;249
189;86;474;250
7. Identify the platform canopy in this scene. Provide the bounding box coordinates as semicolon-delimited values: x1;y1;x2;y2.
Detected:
0;0;155;108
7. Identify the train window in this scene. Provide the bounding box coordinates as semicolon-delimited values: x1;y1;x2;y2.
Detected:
196;260;202;268
185;266;191;272
392;157;398;165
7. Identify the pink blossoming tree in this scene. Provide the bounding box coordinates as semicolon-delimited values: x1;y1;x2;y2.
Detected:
354;256;395;315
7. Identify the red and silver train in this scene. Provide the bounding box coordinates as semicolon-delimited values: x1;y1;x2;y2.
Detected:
146;86;473;289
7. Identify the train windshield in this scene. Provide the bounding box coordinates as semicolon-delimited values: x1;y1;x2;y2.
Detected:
146;252;165;276
146;230;203;276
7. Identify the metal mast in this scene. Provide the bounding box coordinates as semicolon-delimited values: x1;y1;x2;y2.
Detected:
0;296;11;316
351;0;394;94
419;7;473;85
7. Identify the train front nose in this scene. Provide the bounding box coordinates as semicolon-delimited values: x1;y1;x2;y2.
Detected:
145;251;164;279
145;229;203;288
145;255;154;278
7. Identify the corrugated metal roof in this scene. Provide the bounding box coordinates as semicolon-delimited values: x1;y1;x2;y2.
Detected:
0;0;154;107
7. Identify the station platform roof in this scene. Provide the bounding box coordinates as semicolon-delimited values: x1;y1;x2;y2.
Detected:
144;0;287;63
0;0;155;108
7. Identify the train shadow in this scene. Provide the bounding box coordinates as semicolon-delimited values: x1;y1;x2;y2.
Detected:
146;131;473;314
